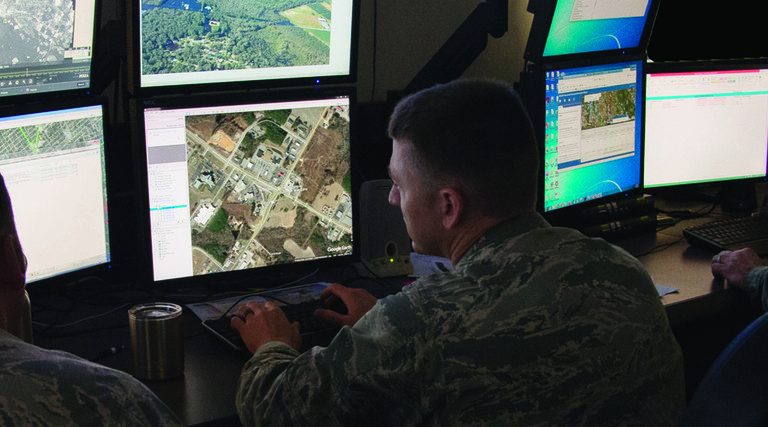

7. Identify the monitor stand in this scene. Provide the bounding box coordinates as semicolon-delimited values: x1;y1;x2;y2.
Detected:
718;181;757;212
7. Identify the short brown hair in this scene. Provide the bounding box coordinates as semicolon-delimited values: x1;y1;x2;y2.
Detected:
388;79;539;216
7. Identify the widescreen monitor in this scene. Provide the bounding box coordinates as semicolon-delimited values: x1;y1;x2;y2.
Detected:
0;100;111;286
136;89;357;288
130;0;358;95
644;60;768;188
0;0;96;100
525;0;659;61
541;58;644;216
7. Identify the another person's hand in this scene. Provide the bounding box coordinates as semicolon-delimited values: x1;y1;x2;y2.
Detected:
231;301;301;354
315;283;378;327
711;248;764;290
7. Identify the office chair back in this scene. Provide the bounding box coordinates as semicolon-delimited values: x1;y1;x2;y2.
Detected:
681;311;768;427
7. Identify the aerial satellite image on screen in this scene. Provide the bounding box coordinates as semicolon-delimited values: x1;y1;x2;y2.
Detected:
0;114;103;162
581;88;636;130
183;101;352;274
141;0;333;75
0;0;75;66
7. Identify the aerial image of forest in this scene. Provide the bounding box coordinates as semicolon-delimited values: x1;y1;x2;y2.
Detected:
141;0;332;75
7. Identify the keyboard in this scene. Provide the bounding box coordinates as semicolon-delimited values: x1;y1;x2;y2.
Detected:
201;298;344;353
683;215;768;255
198;282;401;353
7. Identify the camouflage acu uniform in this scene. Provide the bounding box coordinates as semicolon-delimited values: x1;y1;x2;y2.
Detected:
745;266;768;311
237;212;686;426
0;329;181;426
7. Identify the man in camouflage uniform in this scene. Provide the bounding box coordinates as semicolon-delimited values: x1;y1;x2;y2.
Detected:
0;173;181;426
232;79;686;425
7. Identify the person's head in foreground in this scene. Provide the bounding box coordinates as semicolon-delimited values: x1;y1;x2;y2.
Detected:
0;173;27;335
0;172;182;426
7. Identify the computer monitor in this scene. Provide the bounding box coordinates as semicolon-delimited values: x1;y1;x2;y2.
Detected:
539;57;645;220
0;100;111;287
128;0;359;96
135;89;358;289
0;0;97;100
644;60;768;189
524;0;659;61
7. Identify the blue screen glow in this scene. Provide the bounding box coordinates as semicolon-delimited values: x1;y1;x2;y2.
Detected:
543;59;644;212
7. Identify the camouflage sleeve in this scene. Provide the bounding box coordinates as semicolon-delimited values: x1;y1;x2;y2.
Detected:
235;341;304;424
236;288;443;426
0;332;182;426
745;266;768;311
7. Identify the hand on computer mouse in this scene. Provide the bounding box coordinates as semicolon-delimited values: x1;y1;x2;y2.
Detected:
315;283;377;327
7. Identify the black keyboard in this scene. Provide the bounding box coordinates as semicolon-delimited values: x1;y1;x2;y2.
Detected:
683;215;768;255
201;298;344;353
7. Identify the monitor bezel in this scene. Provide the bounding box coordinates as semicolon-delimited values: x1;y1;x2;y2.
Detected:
0;97;114;294
131;87;361;291
0;0;101;105
523;0;660;63
126;0;360;98
527;55;647;228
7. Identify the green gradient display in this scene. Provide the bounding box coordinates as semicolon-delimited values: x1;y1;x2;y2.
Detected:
543;0;651;57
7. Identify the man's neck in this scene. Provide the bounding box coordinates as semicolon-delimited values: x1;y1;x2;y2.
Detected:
447;214;523;265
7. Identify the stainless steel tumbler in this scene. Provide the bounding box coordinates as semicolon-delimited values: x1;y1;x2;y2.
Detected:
129;302;184;380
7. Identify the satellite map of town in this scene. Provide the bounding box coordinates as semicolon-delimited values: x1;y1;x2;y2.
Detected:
0;115;103;162
581;88;636;130
141;0;333;75
0;0;75;66
183;102;352;275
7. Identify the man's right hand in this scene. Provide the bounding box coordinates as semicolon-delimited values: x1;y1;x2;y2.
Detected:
315;283;378;327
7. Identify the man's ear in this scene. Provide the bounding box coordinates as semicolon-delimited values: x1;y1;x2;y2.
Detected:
439;188;464;230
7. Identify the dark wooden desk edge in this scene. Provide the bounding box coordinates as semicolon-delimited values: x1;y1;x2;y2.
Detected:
665;288;755;329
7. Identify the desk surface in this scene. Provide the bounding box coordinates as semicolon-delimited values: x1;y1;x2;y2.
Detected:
619;198;754;312
31;199;759;426
625;214;723;306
